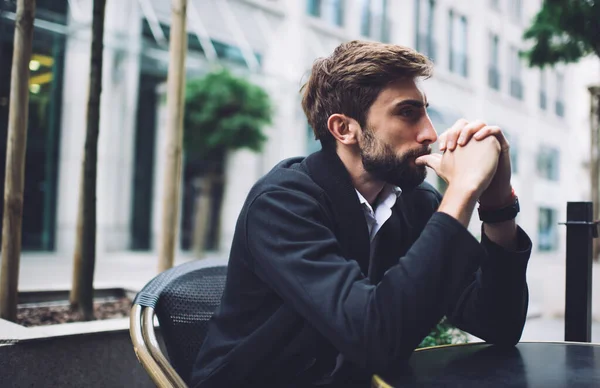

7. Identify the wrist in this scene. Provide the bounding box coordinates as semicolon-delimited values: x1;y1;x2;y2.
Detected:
438;184;479;228
479;186;515;210
478;189;520;224
446;182;480;203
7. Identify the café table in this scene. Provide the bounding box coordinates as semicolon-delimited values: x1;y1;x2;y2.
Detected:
372;341;600;387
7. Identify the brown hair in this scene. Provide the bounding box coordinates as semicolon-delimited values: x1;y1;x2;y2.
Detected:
301;40;433;149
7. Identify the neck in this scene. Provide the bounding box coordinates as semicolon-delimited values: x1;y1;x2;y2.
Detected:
336;146;385;205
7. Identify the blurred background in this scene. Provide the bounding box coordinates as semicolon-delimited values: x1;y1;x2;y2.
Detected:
0;0;599;336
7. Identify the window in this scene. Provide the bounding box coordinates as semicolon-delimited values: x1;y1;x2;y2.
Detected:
539;70;547;110
361;0;389;42
509;45;523;100
307;0;344;27
555;72;565;117
488;33;500;90
0;2;68;251
448;10;468;77
538;208;558;251
415;0;435;60
536;146;560;181
509;0;522;23
504;131;518;174
141;21;262;68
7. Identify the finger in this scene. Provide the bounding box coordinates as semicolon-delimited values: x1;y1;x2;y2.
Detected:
415;153;442;172
445;118;469;151
457;120;486;146
438;132;448;151
473;126;510;151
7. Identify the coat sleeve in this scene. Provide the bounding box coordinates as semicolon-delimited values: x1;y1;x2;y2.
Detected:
447;225;532;345
244;189;486;372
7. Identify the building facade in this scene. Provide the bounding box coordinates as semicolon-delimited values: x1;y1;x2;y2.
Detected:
0;0;597;267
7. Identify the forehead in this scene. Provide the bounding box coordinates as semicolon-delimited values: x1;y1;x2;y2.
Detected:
372;78;426;107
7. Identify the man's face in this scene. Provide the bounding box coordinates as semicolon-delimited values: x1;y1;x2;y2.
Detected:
357;78;437;190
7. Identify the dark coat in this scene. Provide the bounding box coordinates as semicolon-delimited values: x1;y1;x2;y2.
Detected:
191;149;532;388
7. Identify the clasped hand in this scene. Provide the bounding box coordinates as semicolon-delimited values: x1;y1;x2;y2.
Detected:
416;119;513;206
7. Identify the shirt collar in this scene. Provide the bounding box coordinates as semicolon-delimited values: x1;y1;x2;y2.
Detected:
355;184;402;213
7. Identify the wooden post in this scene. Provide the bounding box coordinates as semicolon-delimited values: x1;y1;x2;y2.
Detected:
158;0;188;272
590;86;600;260
69;0;106;320
0;0;36;322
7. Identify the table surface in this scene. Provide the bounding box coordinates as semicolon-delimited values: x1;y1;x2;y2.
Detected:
375;342;600;387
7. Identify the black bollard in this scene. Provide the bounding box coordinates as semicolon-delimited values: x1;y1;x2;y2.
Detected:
562;202;596;342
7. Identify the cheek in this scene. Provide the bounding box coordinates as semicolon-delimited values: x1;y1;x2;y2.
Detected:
382;123;414;149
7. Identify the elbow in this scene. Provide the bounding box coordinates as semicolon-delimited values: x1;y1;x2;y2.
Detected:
485;286;529;347
483;308;528;347
485;327;524;347
348;329;411;373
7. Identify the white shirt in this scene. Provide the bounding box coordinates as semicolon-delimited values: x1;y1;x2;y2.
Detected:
355;184;402;241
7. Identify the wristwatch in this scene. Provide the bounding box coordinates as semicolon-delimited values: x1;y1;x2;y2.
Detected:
478;196;520;223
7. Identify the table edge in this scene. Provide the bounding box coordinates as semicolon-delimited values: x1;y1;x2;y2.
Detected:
371;340;600;387
414;340;600;353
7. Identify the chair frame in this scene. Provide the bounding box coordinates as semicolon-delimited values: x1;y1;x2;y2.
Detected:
130;304;188;388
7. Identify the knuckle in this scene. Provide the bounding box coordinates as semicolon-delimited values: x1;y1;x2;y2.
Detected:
474;120;487;129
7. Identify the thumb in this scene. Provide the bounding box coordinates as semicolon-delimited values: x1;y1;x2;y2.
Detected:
415;153;442;172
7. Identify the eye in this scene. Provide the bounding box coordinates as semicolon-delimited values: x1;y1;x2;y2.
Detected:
399;108;416;118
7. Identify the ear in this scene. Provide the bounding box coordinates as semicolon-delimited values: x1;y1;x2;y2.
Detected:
327;114;360;146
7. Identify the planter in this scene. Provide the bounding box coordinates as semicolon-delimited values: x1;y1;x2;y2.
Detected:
0;288;158;387
0;319;156;387
16;288;136;327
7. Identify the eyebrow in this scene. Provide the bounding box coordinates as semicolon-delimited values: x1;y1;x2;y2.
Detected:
392;99;430;109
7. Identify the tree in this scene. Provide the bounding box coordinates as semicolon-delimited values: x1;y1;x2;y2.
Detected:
0;0;36;322
523;1;599;66
158;0;188;272
183;68;272;256
69;0;106;320
522;0;600;257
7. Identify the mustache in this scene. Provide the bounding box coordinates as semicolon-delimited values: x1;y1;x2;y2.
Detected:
405;146;432;159
375;146;431;174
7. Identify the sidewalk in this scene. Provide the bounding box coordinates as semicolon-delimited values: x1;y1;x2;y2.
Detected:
16;250;228;292
520;317;600;343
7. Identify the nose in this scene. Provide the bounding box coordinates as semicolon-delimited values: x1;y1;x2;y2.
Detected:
416;116;438;145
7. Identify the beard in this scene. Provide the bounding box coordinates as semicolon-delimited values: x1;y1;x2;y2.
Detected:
359;127;431;191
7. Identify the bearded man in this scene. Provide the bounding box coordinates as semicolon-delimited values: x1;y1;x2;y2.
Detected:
191;40;531;388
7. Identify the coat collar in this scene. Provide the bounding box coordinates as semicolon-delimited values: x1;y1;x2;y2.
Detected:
303;149;372;275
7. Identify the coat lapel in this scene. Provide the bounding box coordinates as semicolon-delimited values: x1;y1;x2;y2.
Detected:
304;150;371;275
368;211;403;283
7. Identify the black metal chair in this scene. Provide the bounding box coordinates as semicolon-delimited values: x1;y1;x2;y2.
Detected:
130;262;228;388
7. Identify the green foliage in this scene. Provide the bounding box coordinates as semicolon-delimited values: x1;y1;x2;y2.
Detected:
522;0;600;68
184;68;273;160
418;317;470;348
